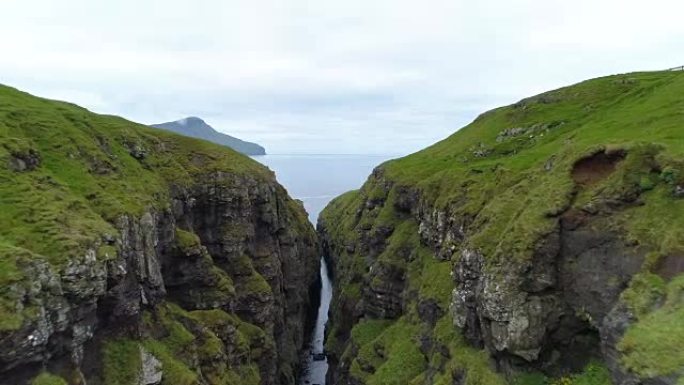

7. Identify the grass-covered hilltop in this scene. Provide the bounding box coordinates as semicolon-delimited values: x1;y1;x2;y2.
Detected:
0;85;319;385
319;70;684;385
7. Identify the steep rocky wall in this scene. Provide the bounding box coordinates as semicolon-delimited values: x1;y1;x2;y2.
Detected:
318;168;651;385
320;146;684;385
0;172;318;385
0;85;320;385
318;72;684;385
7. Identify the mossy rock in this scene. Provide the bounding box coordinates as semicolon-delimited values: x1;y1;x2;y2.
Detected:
174;228;201;252
30;373;68;385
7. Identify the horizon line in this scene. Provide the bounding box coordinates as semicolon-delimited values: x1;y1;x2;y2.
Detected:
252;153;405;156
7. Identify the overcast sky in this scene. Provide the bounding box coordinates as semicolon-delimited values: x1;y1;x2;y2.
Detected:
1;1;683;154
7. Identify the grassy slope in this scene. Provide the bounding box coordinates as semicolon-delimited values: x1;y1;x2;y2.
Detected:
384;71;684;259
0;84;281;384
321;70;684;384
0;83;271;270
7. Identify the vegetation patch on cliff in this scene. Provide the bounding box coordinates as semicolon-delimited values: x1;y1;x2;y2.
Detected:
619;274;684;381
29;373;68;385
349;317;426;385
135;303;268;385
102;339;142;385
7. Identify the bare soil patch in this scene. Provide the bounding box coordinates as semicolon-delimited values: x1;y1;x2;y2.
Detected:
653;254;684;280
572;150;625;186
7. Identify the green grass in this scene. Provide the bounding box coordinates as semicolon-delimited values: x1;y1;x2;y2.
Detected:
174;228;201;251
241;270;273;295
141;302;268;385
0;242;38;330
619;275;684;381
189;307;271;361
568;363;612;385
350;317;427;385
431;316;507;385
323;71;684;264
513;372;548;385
351;319;393;347
30;373;68;385
102;339;141;385
416;257;453;307
220;364;261;385
143;340;198;385
141;303;202;385
512;362;612;385
407;234;454;309
228;254;273;296
0;81;308;351
620;272;667;317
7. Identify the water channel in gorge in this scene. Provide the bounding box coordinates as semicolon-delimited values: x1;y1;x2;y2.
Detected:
253;154;397;384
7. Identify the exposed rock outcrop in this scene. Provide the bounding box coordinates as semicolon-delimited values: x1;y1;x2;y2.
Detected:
319;170;666;385
0;84;318;385
1;173;318;385
319;71;684;385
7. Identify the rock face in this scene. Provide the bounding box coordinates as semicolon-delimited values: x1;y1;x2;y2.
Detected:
319;71;684;385
152;117;266;156
139;347;163;385
0;85;318;385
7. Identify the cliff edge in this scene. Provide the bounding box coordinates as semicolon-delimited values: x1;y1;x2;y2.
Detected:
319;71;684;385
0;85;317;385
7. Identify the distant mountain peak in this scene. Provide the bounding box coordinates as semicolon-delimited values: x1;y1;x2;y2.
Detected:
178;116;205;125
152;117;266;155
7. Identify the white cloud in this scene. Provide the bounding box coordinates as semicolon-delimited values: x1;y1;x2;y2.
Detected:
0;0;683;154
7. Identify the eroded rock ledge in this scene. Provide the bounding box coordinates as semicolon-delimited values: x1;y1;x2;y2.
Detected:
0;83;320;385
320;145;683;385
1;172;319;385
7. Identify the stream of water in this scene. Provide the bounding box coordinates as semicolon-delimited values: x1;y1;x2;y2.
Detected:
253;154;396;384
299;258;333;384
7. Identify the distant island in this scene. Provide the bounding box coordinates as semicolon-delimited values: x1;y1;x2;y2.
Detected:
152;116;266;155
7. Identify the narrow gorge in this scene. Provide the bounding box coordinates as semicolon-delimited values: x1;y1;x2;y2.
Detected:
2;69;683;385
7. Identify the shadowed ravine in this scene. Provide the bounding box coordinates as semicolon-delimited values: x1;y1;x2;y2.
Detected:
253;154;395;385
299;258;333;385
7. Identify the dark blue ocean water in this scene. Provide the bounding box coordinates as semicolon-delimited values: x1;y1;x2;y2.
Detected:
253;154;396;385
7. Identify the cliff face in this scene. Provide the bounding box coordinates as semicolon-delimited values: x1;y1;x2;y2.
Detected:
319;71;684;385
0;85;318;385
